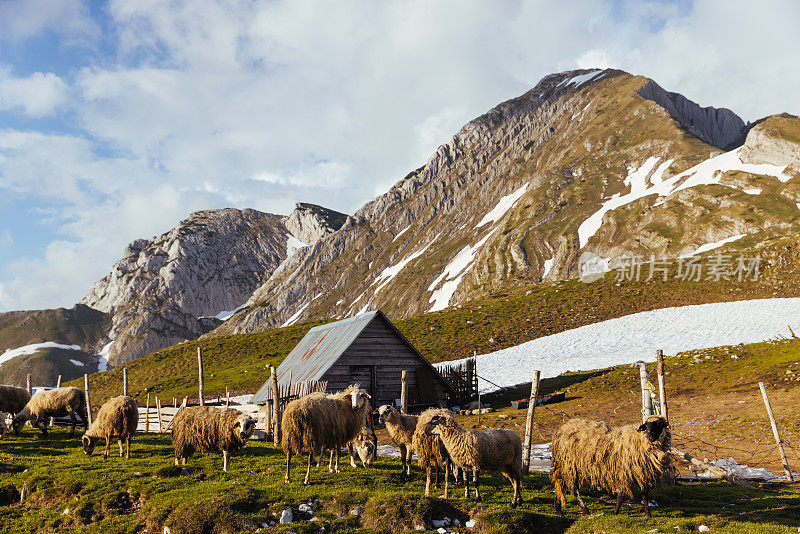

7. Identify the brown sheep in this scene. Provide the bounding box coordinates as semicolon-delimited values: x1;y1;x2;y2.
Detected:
413;408;458;497
12;387;87;437
0;385;31;416
429;415;523;507
82;395;138;459
282;384;371;485
171;407;256;472
377;404;417;479
551;415;671;517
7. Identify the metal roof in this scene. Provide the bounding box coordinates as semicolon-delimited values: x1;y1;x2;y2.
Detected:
251;310;455;404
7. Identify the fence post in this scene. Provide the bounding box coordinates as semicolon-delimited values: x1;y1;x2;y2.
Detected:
271;366;280;445
145;393;150;433
656;350;668;422
225;387;230;408
197;347;205;407
759;382;794;481
637;361;652;422
475;352;482;426
26;374;31;395
156;397;164;433
84;374;93;426
49;375;62;427
123;367;129;396
522;370;541;473
400;370;408;414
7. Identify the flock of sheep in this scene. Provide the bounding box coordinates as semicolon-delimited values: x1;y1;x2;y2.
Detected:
0;382;674;515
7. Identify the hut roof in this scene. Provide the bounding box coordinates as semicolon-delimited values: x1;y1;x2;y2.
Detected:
251;310;454;404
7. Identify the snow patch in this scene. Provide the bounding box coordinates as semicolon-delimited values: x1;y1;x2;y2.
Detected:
97;340;112;372
392;225;411;242
428;230;497;312
286;234;308;257
558;69;602;89
475;183;529;228
436;298;800;392
681;234;747;258
696;457;798;481
0;342;81;367
743;188;762;195
69;359;84;367
372;237;438;294
214;303;246;321
281;302;310;327
542;258;555;278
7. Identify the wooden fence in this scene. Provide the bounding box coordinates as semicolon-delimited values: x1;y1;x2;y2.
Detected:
439;358;478;404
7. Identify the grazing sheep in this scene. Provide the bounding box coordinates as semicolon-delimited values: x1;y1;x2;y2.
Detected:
82;395;138;459
316;421;378;470
282;384;371;485
0;385;31;417
171;407;255;473
413;408;459;497
428;415;523;507
377;404;417;480
12;387;87;437
551;415;671;517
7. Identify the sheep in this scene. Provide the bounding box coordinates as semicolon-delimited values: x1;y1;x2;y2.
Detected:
316;421;378;470
428;415;523;507
171;407;256;473
0;385;31;417
81;395;138;460
413;408;459;497
0;411;7;439
377;404;418;479
550;415;672;518
11;387;87;437
282;384;371;485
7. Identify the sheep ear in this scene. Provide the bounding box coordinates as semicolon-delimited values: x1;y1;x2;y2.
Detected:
637;424;647;432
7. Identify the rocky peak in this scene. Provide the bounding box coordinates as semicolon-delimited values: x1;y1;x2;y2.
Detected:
284;202;349;245
637;79;747;150
740;113;800;170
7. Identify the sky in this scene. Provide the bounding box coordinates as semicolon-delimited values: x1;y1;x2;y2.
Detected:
0;0;798;312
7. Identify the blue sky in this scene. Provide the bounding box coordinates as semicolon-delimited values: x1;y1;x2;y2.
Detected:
1;0;799;312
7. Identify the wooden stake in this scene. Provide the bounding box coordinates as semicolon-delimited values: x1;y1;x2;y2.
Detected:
656;350;668;422
26;374;31;396
759;382;794;481
156;397;163;433
197;347;205;407
475;351;481;426
271;366;280;445
637;361;652;422
84;374;93;426
173;397;177;408
400;370;408;414
225;387;230;408
522;370;541;473
122;367;129;396
49;375;62;427
145;393;150;433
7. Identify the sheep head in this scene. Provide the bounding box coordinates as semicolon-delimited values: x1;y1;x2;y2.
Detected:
11;411;29;436
377;404;397;424
233;414;256;441
82;435;97;455
344;385;370;409
426;414;456;436
354;431;377;466
637;415;669;444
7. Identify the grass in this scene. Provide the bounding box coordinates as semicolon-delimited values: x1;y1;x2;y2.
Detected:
0;305;109;354
1;428;799;533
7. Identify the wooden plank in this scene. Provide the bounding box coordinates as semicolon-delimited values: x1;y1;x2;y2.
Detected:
656;349;668;422
638;361;652;422
522;371;541;472
759;382;793;481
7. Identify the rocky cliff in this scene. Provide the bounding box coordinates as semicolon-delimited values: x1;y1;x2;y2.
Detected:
214;68;800;335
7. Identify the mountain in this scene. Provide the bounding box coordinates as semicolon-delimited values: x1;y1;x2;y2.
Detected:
214;68;800;335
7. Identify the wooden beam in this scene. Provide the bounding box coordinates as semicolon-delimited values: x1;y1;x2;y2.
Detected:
197;347;205;407
656;350;668;422
522;370;541;473
637;361;652;422
271;366;280;445
400;370;408;414
122;367;129;396
84;374;93;426
759;382;793;481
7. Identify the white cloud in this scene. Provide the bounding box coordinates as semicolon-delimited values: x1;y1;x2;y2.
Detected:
2;0;800;311
0;229;11;248
0;67;68;117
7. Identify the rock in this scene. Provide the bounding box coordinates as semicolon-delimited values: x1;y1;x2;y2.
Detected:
350;506;362;516
466;519;476;528
299;503;312;513
283;202;347;245
437;529;447;534
698;526;710;532
163;527;171;534
280;509;293;524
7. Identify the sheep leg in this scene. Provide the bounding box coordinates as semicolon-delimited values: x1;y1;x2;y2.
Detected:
103;437;110;460
333;448;340;473
472;469;481;502
35;418;48;437
304;451;313;485
348;443;358;468
642;490;651;518
316;448;325;468
284;450;292;483
126;436;131;459
223;450;229;473
405;448;413;478
328;449;335;473
118;439;124;457
614;493;623;515
434;463;440;489
574;489;589;514
443;461;450;499
463;468;470;499
399;445;408;480
68;411;77;437
424;466;432;497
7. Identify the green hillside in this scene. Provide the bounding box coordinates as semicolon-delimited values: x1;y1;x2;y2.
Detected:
0;304;109;353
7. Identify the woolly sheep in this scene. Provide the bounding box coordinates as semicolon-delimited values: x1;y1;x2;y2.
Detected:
0;411;7;439
318;424;378;470
0;385;31;417
171;407;256;473
82;395;138;459
282;384;371;485
428;415;523;507
377;404;417;479
12;387;87;437
550;415;671;517
413;408;459;497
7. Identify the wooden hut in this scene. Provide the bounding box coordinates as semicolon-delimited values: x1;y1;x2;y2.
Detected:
251;310;455;409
